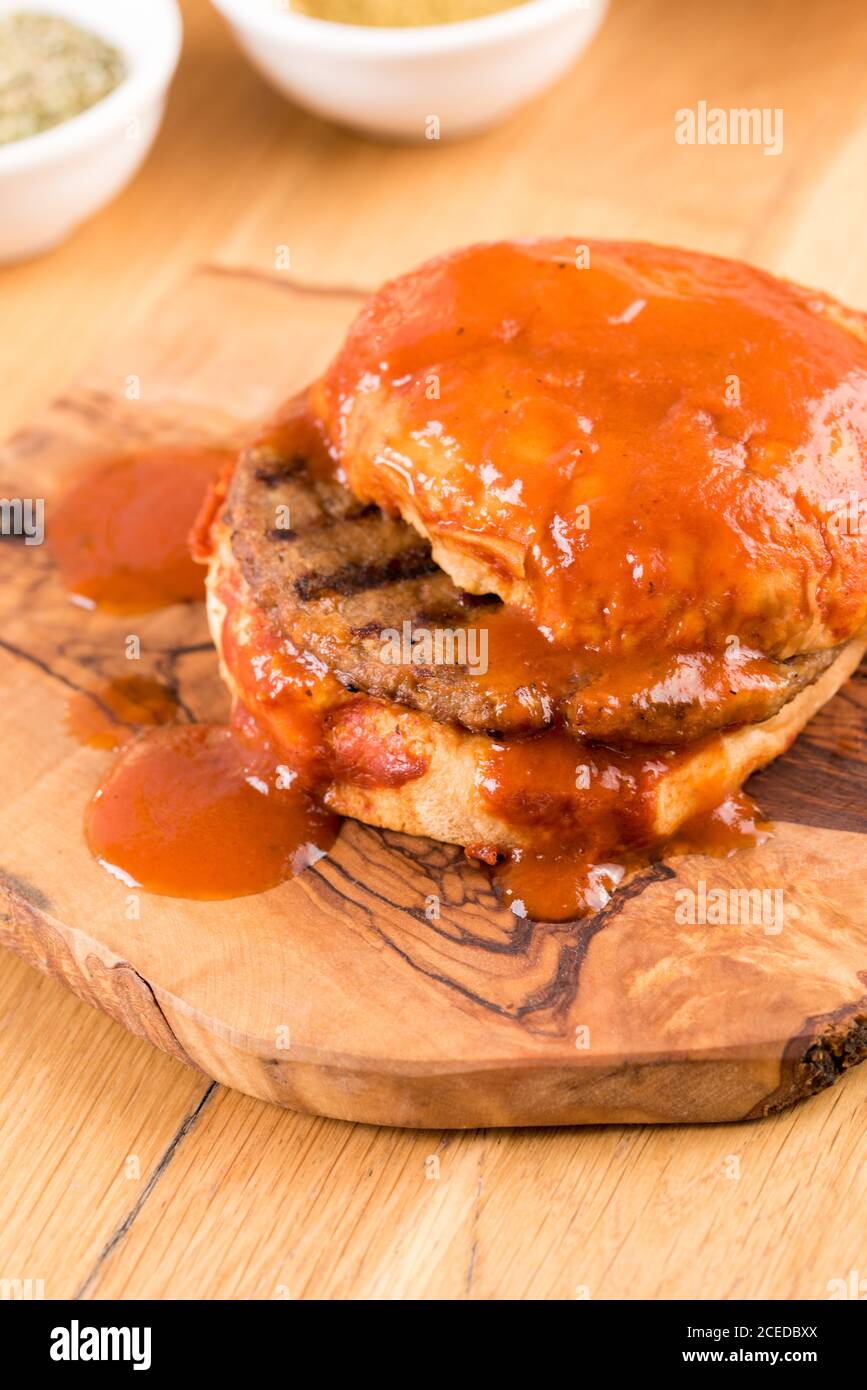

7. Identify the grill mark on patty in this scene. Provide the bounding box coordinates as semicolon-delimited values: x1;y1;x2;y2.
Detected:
295;547;439;602
255;460;304;487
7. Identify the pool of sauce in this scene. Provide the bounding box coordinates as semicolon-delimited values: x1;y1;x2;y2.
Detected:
85;719;338;900
51;446;234;613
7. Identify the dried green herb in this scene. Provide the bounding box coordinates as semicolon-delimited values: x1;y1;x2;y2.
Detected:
0;12;126;146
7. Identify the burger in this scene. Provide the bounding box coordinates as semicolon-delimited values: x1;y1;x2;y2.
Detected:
199;239;867;921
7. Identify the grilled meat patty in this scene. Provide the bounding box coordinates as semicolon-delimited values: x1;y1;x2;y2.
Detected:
223;432;843;743
208;523;867;862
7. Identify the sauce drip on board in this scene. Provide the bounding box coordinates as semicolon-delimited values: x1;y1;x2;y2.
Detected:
51;446;233;613
85;720;338;900
488;806;768;924
474;728;659;919
50;441;337;900
475;727;769;920
66;676;181;750
669;790;770;857
81;500;344;899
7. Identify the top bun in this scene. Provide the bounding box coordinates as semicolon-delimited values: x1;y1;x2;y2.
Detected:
310;239;867;663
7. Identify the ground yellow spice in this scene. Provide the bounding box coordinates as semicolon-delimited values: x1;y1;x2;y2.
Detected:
290;0;529;26
0;13;126;146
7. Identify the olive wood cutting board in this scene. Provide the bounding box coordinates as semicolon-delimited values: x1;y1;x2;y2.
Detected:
1;265;865;1128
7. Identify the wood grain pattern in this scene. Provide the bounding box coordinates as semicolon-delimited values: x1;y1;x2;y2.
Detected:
1;266;865;1128
2;0;867;1300
0;866;204;1075
3;940;866;1300
0;951;212;1300
76;1073;867;1301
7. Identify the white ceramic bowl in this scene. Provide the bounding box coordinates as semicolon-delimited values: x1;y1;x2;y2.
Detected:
0;0;182;264
210;0;608;140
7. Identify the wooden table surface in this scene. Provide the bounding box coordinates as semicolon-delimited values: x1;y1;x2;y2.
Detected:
2;0;867;1301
